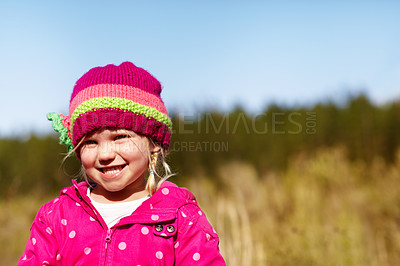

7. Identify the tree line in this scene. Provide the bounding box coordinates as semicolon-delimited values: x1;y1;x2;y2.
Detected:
0;94;399;198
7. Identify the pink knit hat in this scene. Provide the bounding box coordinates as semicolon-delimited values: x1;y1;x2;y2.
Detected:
48;62;172;152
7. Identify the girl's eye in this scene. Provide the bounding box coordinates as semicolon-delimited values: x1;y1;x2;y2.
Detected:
83;140;97;146
115;134;130;140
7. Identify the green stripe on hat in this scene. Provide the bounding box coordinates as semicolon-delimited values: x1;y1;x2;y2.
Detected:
71;97;172;129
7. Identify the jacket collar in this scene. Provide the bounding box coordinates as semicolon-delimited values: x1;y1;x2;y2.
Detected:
61;179;197;226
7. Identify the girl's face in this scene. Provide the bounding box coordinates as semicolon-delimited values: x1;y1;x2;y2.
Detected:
80;128;154;200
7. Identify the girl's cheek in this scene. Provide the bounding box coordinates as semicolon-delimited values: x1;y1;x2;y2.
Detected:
122;141;142;154
80;149;96;166
119;143;132;153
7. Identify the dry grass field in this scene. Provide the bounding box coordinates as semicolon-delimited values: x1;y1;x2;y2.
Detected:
2;147;400;265
188;147;400;266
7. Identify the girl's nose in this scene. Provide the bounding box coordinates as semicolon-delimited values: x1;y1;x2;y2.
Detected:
98;142;116;162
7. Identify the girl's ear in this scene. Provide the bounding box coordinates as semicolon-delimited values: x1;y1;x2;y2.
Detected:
150;140;161;153
151;144;162;153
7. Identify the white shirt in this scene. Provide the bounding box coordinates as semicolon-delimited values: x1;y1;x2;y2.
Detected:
87;188;149;228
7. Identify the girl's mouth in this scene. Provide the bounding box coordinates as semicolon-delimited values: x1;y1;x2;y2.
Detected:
98;165;127;175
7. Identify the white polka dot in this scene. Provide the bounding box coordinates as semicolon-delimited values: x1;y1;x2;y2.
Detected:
61;219;67;226
22;255;27;261
193;252;201;261
90;216;95;221
206;233;211;241
150;204;153;209
151;215;159;221
189;221;193;226
141;227;149;235
46;227;52;235
48;210;53;214
56;254;61;261
84;247;91;255
181;211;187;217
161;233;167;236
42;261;49;265
76;202;81;207
198;210;203;216
162;188;169;195
62;189;67;193
119;242;127;250
213;228;217;234
54;198;59;203
32;238;36;245
69;230;76;238
156;251;163;259
174;241;179;248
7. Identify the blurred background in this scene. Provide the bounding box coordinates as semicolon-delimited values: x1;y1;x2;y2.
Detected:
1;1;400;265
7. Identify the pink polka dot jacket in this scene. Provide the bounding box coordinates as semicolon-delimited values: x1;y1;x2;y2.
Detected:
18;180;225;265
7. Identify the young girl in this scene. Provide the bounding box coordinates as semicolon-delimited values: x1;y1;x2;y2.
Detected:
18;62;225;265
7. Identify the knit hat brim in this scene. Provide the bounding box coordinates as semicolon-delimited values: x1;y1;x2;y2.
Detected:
72;108;171;149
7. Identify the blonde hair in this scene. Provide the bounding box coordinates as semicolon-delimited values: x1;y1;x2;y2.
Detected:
63;129;174;196
146;142;173;195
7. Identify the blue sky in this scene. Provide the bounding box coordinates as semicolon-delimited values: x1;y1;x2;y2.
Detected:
1;0;399;136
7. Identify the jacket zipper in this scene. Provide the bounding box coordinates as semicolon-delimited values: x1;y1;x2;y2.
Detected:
104;228;113;266
73;185;115;266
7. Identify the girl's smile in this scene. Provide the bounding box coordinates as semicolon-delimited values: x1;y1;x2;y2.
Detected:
98;164;127;179
99;164;126;176
79;128;155;202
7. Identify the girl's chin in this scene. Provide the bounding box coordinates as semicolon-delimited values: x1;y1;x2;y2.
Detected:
92;181;147;202
92;183;130;200
97;180;130;192
96;177;146;194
